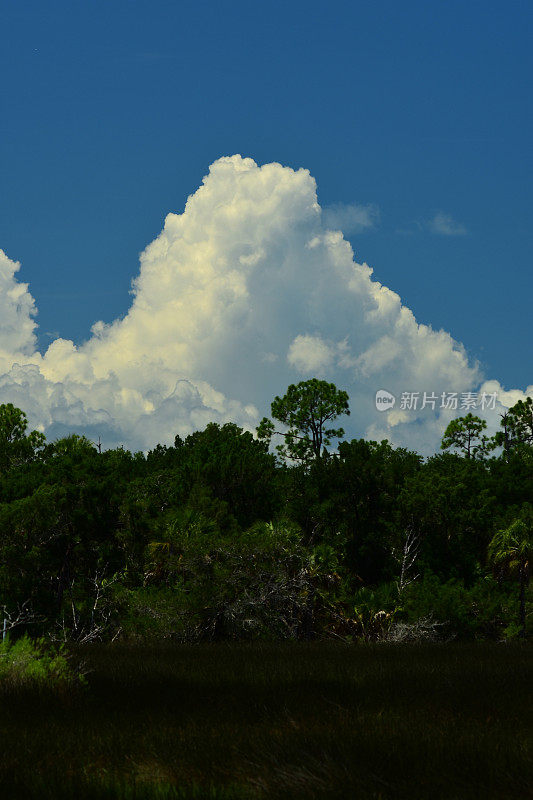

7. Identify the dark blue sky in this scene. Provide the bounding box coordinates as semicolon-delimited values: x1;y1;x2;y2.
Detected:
1;0;531;390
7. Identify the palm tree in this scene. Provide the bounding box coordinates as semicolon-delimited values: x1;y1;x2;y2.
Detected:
488;507;533;637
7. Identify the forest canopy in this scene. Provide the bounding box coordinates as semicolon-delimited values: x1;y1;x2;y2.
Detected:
0;381;531;644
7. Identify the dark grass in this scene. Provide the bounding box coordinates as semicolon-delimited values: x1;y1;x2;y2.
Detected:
0;642;531;799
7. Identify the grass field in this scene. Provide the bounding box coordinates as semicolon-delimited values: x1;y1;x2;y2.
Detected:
0;642;531;799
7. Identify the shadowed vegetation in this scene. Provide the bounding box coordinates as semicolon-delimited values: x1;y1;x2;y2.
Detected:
0;388;532;796
0;642;531;799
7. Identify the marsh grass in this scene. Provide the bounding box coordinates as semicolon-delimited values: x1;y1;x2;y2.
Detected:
0;643;530;798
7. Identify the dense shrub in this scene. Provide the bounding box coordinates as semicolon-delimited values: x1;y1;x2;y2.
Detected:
348;575;531;641
0;635;85;688
116;521;320;641
400;573;530;639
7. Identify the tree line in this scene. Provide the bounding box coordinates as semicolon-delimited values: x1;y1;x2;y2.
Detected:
0;379;531;643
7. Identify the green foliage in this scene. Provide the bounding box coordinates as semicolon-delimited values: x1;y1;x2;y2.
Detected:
493;396;533;455
399;573;528;639
0;634;85;687
350;583;398;640
257;378;349;463
0;397;532;643
347;572;529;642
135;518;318;640
399;453;494;582
488;507;533;573
145;423;278;528
488;505;533;635
0;403;45;473
335;439;421;583
0;437;140;635
441;413;490;459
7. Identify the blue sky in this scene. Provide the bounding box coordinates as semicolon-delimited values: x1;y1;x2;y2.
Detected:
0;0;531;451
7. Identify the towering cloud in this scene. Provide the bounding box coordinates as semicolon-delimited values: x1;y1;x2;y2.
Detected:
0;250;38;368
0;156;530;452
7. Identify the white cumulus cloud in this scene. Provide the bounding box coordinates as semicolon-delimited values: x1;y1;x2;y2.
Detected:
288;335;335;375
0;250;38;370
0;156;529;454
